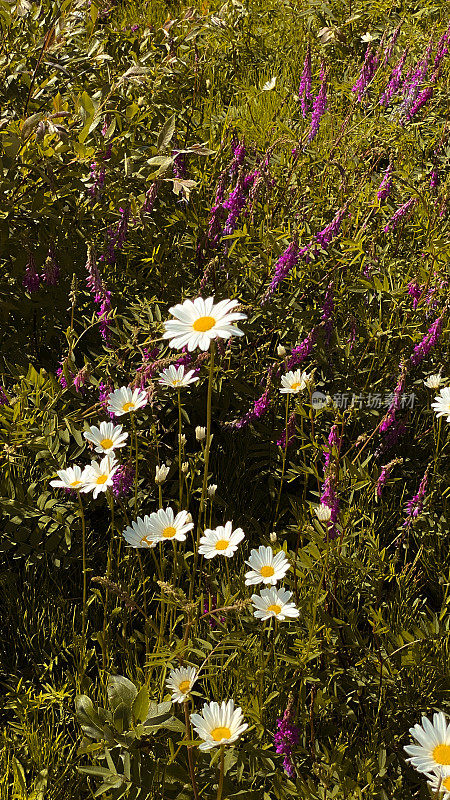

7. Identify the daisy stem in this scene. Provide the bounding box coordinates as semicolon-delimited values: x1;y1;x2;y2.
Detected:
131;412;139;516
178;389;183;509
137;550;149;662
274;394;290;525
77;492;87;675
217;745;225;800
102;492;115;676
190;343;215;601
183;700;199;800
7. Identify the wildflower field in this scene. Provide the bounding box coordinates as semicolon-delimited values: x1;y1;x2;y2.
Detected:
1;0;450;797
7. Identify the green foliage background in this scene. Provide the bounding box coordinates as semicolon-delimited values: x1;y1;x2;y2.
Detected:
0;0;449;797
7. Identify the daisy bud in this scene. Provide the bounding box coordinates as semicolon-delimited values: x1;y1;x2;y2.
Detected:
196;426;206;441
277;344;286;357
178;433;187;446
155;464;170;484
207;484;217;497
270;531;277;543
181;461;189;473
314;503;332;522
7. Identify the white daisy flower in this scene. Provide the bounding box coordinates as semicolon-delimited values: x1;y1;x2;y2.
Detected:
81;456;118;499
159;364;199;389
280;369;310;394
163;296;247;352
427;769;450;798
251;587;299;621
122;516;159;548
424;373;442;390
404;712;450;775
166;666;197;704
199;521;245;559
107;386;148;417
314;503;332;522
50;465;85;491
83;421;128;454
245;545;290;586
143;507;194;544
190;699;248;751
431;387;450;422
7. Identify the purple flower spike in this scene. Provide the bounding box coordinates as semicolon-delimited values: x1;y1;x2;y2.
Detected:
352;45;379;102
403;468;429;528
23;258;40;293
112;463;134;498
384;197;416;232
410;314;444;366
377;163;393;201
274;702;299;778
308;65;327;143
298;46;312;117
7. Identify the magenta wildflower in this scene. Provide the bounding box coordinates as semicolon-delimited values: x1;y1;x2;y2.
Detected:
377;163;393;201
233;389;270;429
406;82;435;121
379;48;408;106
203;595;225;628
376;458;401;499
380;364;407;433
410;313;444;366
383;197;416;232
308;65;327;143
298;46;312;117
23;258;40;293
434;23;450;69
285;329;315;371
0;386;8;405
41;247;60;286
97;290;112;342
276;412;296;448
407;281;424;310
352;45;379;102
430;169;439;191
274;703;299;778
112;463;134;498
403;468;429;527
375;420;406;458
315;204;348;249
383;23;402;65
263;241;300;301
99;381;115;419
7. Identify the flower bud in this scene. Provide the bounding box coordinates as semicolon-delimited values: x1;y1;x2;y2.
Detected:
155;464;170;484
195;426;206;441
181;461;189;473
277;345;286;357
207;484;217;498
270;531;277;543
314;503;331;522
178;433;186;446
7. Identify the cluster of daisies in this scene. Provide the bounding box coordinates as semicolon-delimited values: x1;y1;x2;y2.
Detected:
405;712;450;798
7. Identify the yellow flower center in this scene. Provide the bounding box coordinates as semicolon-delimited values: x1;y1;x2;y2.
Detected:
162;526;177;539
215;539;229;551
193;315;216;332
172;379;181;386
141;536;153;547
260;565;275;578
70;480;82;487
122;401;135;412
179;680;191;694
291;381;302;392
211;726;231;742
267;604;282;615
433;744;450;765
100;438;114;449
96;474;109;485
444;777;450;791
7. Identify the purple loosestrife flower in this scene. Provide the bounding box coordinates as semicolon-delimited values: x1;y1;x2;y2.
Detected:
263;241;300;301
410;313;444;366
73;367;88;394
274;703;299;778
375;420;406;458
406;82;435;121
203;595;225;628
352;45;379;102
308;65;327;143
142;182;159;214
23;258;40;293
434;23;450;69
380;363;407;433
315;204;348;249
403;468;429;528
407;281;424;310
233;390;270;429
285;329;315;372
56;359;75;389
376;458;402;499
377;163;393;201
276;412;297;448
430;169;439;191
99;381;115;419
112;463;134;498
383;23;402;65
384;197;416;232
97;291;112;342
0;386;9;405
379;48;408;106
298;45;312;117
41;247;60;286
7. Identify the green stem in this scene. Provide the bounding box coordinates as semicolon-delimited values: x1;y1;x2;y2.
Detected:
131;412;139;515
190;343;215;600
184;701;200;800
274;394;289;525
102;492;115;674
217;745;225;800
137;550;149;662
177;388;183;509
77;492;87;675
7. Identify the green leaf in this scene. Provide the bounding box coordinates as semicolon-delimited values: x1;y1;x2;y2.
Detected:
132;685;150;724
107;675;138;712
157;114;176;151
